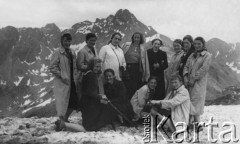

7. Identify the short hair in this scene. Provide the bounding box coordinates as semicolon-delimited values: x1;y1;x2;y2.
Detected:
173;39;183;47
61;33;72;46
170;74;183;82
147;76;158;83
86;33;97;41
108;32;122;44
104;68;115;76
131;32;144;45
151;38;163;46
88;58;102;71
194;36;206;49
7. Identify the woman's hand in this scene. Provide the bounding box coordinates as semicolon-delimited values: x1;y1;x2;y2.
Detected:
153;63;159;69
99;94;109;104
188;79;195;87
194;72;200;80
150;107;159;116
149;100;161;105
100;99;108;104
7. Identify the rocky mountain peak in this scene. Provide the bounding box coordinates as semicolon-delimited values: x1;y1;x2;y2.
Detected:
42;23;60;35
114;9;136;22
0;9;239;118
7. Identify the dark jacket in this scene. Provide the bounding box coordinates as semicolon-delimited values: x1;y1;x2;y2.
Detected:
104;80;134;120
80;71;117;131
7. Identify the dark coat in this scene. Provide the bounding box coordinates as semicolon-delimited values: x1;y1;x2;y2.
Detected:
147;48;168;100
80;71;117;131
104;80;134;120
178;51;194;78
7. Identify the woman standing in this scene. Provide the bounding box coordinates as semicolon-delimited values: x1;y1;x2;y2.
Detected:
50;33;80;122
104;69;134;124
99;32;126;80
183;37;212;130
146;39;168;100
122;32;146;99
77;33;98;72
178;35;195;78
166;39;184;93
76;33;98;101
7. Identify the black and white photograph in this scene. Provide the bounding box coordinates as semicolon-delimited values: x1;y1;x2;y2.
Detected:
0;0;239;143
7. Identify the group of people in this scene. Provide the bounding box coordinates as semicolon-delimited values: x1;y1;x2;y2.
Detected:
49;32;212;135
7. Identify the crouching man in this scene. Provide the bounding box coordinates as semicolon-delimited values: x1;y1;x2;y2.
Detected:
149;74;190;133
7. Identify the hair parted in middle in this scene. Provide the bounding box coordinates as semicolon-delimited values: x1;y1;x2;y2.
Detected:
151;38;163;46
183;35;195;53
108;32;122;45
131;32;144;45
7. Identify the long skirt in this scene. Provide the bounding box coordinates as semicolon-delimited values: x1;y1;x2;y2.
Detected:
124;63;143;100
81;98;117;131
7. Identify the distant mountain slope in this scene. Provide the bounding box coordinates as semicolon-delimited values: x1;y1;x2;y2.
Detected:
0;9;239;117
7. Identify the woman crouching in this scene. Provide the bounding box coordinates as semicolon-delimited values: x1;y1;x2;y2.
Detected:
55;58;117;132
104;68;134;125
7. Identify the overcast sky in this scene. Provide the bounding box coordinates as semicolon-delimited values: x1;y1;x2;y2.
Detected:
0;0;239;43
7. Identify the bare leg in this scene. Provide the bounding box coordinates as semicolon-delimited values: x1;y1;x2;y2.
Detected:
189;115;194;124
166;119;175;132
194;115;200;123
151;108;175;132
65;122;86;132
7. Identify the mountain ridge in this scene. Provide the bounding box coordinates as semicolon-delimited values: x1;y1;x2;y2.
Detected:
0;9;239;117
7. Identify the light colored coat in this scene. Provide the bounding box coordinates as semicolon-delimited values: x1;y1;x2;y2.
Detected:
161;85;190;127
49;47;80;117
130;85;150;119
99;43;126;80
183;51;212;115
76;45;98;71
167;50;184;77
166;50;184;92
122;42;150;81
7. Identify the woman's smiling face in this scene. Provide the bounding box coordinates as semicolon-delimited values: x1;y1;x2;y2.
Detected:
194;40;204;51
105;71;115;84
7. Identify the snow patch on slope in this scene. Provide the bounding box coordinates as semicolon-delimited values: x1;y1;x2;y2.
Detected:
215;50;219;58
114;29;125;37
14;76;24;86
145;33;161;42
226;62;240;74
23;94;31;99
71;42;86;54
44;77;54;83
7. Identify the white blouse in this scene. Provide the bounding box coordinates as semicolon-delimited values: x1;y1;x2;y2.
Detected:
99;43;126;80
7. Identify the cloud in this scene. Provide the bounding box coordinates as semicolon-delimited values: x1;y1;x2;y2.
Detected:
0;0;239;43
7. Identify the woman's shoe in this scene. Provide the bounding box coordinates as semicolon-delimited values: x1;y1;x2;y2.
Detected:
55;119;66;132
